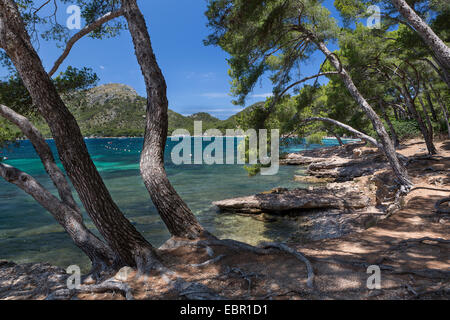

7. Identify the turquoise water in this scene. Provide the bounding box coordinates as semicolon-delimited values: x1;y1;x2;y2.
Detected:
0;137;349;271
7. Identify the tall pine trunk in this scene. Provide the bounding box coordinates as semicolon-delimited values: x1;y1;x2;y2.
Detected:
379;102;400;148
418;96;434;142
423;83;438;121
400;85;437;155
121;0;206;239
429;83;450;139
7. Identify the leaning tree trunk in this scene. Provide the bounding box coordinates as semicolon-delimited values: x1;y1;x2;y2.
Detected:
379;102;400;149
440;102;450;139
400;85;437;155
312;39;412;188
303;117;380;148
0;0;156;268
393;107;399;121
429;83;450;139
332;132;344;146
121;0;205;239
390;0;450;74
423;83;438;121
418;96;434;142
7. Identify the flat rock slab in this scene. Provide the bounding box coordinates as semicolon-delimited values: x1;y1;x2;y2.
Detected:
307;153;388;181
213;187;370;214
280;154;328;165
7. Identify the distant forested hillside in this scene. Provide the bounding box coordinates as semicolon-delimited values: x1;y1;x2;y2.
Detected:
30;84;258;137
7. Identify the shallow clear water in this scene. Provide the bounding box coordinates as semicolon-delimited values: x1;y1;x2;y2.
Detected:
0;137;349;271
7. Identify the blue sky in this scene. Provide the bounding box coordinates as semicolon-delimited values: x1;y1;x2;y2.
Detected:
1;0;343;119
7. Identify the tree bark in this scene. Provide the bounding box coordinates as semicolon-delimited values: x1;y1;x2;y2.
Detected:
333;132;344;146
423;83;438;121
313;40;412;188
0;0;156;268
442;105;450;139
391;0;450;74
418;96;434;141
0;163;117;274
379;102;400;148
400;85;437;154
121;0;206;239
421;57;450;89
393;107;399;121
429;83;450;139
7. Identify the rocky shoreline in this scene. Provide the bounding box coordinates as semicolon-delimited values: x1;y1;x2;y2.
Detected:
213;142;400;242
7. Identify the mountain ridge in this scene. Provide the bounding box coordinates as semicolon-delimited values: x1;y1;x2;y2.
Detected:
33;83;261;137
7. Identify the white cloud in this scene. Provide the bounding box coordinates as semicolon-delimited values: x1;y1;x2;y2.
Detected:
99;65;105;70
186;72;216;80
203;108;243;113
199;92;230;98
200;72;215;79
250;93;273;98
197;91;272;100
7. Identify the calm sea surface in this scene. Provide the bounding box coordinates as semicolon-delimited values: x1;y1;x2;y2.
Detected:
0;137;351;271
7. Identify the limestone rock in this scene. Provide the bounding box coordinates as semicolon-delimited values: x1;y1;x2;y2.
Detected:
306;153;388;181
293;175;335;184
213;187;370;214
114;266;135;281
280;154;328;165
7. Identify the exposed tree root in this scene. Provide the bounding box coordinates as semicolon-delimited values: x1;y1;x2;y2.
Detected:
397;237;450;246
137;259;226;300
410;286;450;299
227;267;261;296
405;283;418;296
384;186;409;218
258;289;308;300
407;155;443;164
391;269;450;279
435;197;450;214
46;247;226;300
161;237;315;289
310;256;450;279
46;278;134;300
260;242;315;289
386;237;450;253
142;269;227;300
189;255;226;268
